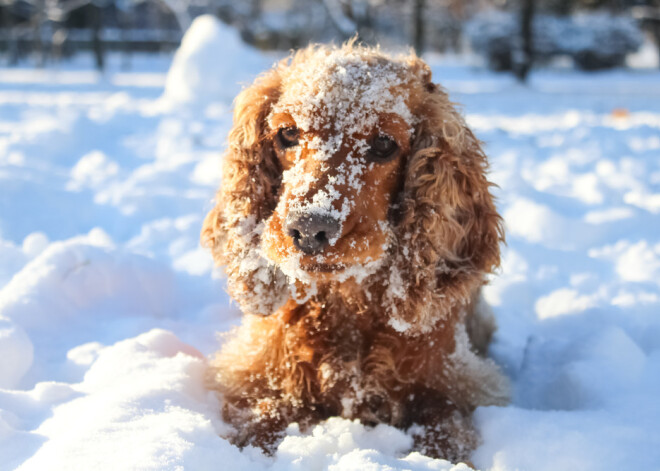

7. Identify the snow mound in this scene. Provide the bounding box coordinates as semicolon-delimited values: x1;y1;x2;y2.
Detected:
0;229;186;389
11;330;236;471
0;229;177;332
0;321;33;389
275;419;468;471
162;15;269;107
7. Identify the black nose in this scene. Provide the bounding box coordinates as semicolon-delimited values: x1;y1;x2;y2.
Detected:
285;212;341;255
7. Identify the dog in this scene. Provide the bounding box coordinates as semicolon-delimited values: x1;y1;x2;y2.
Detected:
201;42;509;463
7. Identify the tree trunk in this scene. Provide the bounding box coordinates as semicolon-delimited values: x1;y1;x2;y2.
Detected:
515;0;535;82
321;0;357;39
413;0;425;55
90;5;104;71
33;0;46;67
654;22;660;70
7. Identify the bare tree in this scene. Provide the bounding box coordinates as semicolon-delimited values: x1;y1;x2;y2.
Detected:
89;0;103;70
514;0;535;81
320;0;377;42
321;0;358;38
412;0;425;54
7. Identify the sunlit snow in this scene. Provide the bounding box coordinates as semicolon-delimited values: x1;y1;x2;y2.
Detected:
1;15;659;471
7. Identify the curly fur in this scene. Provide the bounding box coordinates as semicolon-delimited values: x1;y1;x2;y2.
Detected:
202;42;509;463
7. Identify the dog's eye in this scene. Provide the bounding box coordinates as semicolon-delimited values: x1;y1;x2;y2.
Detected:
277;126;300;148
368;135;398;162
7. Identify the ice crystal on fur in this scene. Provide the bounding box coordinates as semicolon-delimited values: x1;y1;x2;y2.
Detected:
272;49;415;139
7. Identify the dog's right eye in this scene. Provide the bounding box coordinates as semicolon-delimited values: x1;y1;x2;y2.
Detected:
367;134;398;162
277;126;300;148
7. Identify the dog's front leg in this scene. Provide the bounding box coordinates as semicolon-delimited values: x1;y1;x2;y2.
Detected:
405;389;478;464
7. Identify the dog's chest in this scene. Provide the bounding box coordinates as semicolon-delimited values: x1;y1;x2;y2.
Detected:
295;300;404;422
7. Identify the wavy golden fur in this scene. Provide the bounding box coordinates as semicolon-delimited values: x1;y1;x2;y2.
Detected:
202;43;509;463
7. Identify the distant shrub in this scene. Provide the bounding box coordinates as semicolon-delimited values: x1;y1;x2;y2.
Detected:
465;11;643;71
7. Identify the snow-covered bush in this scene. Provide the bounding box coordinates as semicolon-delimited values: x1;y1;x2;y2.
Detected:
466;11;643;71
465;11;518;71
567;13;644;70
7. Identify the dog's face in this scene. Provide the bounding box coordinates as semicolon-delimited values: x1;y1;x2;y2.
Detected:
203;44;502;323
260;56;419;283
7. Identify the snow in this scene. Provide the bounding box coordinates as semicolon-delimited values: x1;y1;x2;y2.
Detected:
1;19;660;470
162;15;270;108
0;321;33;390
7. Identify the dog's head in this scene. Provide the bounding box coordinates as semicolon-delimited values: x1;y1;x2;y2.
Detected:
203;44;503;331
261;50;418;283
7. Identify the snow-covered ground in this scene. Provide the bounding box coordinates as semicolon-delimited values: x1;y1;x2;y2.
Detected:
1;16;660;471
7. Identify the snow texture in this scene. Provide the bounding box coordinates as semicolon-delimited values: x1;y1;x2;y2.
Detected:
1;18;660;471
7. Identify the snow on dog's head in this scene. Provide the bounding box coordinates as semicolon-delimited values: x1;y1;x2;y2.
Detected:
202;43;503;331
261;47;418;285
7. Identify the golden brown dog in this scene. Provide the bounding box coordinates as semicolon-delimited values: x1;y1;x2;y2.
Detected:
202;42;509;463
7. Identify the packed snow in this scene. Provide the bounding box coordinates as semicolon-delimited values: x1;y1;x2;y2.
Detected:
1;15;660;470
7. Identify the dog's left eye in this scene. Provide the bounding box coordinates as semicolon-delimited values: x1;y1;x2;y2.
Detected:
277;126;300;148
368;135;399;162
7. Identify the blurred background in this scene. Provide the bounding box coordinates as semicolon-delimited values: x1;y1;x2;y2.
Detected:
1;0;659;77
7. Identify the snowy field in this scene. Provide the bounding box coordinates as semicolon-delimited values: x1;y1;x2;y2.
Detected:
1;17;660;471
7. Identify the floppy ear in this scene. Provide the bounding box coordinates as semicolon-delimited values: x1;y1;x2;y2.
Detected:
201;64;289;316
380;58;504;334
